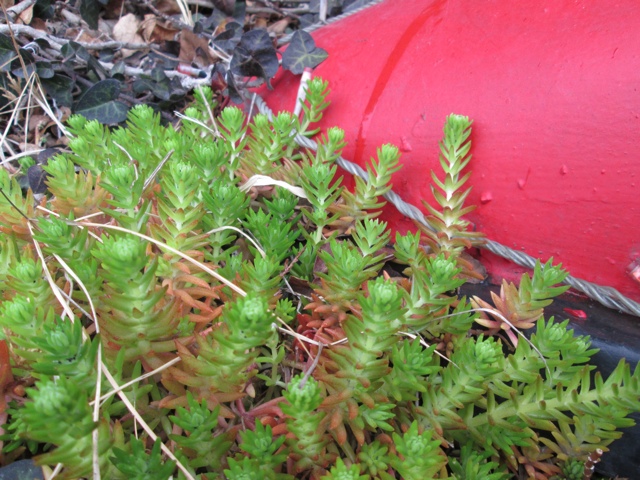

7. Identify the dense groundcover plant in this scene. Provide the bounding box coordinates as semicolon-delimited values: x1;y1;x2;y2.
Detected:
0;79;639;479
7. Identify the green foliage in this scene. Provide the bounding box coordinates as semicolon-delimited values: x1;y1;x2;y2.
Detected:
390;422;446;479
320;458;369;480
169;392;233;471
31;319;98;387
448;443;510;480
299;78;331;136
300;149;343;243
0;81;638;480
422;114;484;253
0;295;55;362
282;374;330;473
111;438;176;480
0;166;35;235
14;375;113;478
341;144;402;220
225;420;292;480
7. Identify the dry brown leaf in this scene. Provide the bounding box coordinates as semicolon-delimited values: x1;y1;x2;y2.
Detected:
0;0;15;9
267;17;291;35
102;0;124;20
29;17;47;30
254;16;268;30
27;114;63;145
113;13;146;57
179;29;214;66
140;14;179;43
14;3;33;24
64;27;99;44
155;0;182;15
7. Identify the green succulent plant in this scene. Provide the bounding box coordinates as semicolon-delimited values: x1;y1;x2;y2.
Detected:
0;80;637;480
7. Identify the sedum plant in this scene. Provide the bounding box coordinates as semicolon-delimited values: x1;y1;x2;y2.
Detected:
0;78;638;480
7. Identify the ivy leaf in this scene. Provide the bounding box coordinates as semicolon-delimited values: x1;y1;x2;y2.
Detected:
34;0;55;19
225;70;244;104
230;29;278;84
36;61;54;79
75;79;128;124
0;34;17;72
79;0;108;30
60;40;107;78
61;41;90;61
133;69;188;107
41;74;73;107
281;31;328;75
212;21;243;53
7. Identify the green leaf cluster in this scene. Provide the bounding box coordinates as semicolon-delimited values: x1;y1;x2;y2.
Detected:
0;80;637;480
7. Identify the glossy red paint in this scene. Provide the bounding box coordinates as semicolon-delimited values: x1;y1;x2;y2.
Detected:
563;308;588;320
260;0;640;303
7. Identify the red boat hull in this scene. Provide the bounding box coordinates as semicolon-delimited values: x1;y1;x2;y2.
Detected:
261;0;640;303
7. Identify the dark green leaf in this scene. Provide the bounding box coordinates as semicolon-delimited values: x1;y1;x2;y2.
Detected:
76;78;120;108
230;29;278;83
36;61;54;79
225;70;243;104
150;66;168;83
34;0;55;19
133;75;187;106
281;30;328;75
76;100;129;124
11;49;36;78
61;41;91;62
79;0;103;30
0;34;17;72
41;74;74;107
110;61;126;76
61;41;109;79
33;38;53;50
213;22;242;53
75;79;128;124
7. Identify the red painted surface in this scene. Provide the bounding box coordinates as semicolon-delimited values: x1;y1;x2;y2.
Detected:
260;0;640;303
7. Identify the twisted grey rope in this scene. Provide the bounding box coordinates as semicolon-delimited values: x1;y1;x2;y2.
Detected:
252;92;640;317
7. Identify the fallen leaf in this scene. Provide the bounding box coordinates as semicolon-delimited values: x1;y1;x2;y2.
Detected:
140;14;179;43
29;17;47;30
254;16;268;29
64;27;100;44
156;0;182;15
14;3;33;24
458;252;488;283
179;28;214;66
267;17;292;35
112;13;146;58
103;0;124;19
